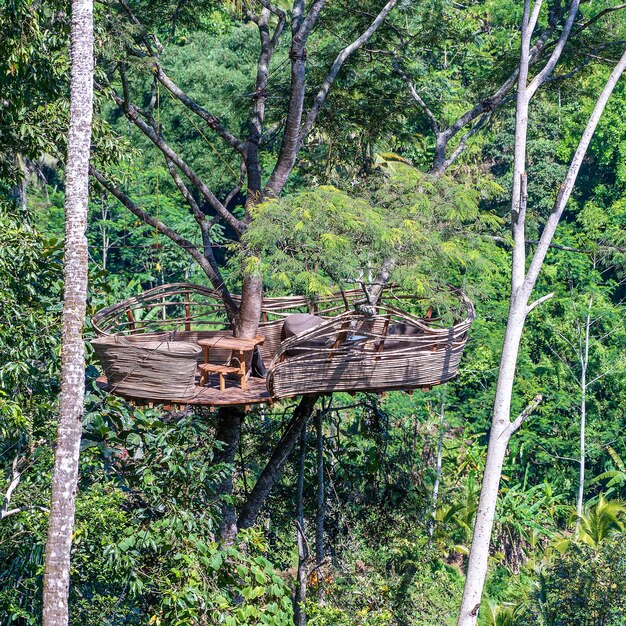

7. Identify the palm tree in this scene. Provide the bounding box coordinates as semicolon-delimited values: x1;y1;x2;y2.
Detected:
569;494;626;548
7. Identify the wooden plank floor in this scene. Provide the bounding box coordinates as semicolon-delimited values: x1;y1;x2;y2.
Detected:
96;375;272;407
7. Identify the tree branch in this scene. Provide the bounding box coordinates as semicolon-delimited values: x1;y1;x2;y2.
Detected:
152;65;247;154
163;158;226;281
527;292;554;313
90;166;238;316
300;0;399;141
507;394;543;436
393;58;440;135
263;1;327;197
523;47;626;293
1;453;48;520
103;82;245;234
238;395;318;529
396;0;565;174
570;3;626;40
245;4;286;202
528;0;581;97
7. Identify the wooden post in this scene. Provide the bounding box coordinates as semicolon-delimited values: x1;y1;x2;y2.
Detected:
125;308;136;333
237;349;247;391
184;289;191;331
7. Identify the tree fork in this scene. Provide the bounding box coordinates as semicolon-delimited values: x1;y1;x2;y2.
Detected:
457;18;626;624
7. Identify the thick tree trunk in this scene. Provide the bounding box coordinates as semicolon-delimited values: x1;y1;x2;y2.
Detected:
238;395;318;529
213;407;245;543
41;1;94;624
234;272;263;339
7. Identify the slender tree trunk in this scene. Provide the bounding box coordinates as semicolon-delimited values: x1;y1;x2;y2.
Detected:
577;297;592;516
429;399;445;537
238;395;318;530
42;1;94;624
294;421;308;626
457;304;526;623
458;37;626;626
577;371;586;516
315;409;326;603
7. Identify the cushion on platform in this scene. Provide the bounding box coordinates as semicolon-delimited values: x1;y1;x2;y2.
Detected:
281;313;324;340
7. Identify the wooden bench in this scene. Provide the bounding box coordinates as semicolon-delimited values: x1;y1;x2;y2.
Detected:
199;363;242;391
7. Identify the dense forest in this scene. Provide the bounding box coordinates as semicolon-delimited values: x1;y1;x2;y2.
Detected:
2;0;626;624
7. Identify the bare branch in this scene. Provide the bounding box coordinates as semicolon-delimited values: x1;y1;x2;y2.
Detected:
224;161;247;208
524;47;626;293
439;112;492;170
507;394;543;435
101;83;245;234
90;166;238;316
163;158;226;281
294;0;327;44
570;3;626;39
528;0;581;96
246;5;286;201
300;0;399;141
393;58;440;135
2;506;49;520
153;66;247;154
267;0;397;196
1;453;48;520
527;292;554;314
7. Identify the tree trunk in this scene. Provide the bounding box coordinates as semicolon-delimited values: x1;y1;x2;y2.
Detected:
238;395;318;530
429;399;445;537
41;1;94;624
315;408;326;603
457;304;526;625
293;421;308;626
213;407;245;543
457;36;626;626
577;296;591;517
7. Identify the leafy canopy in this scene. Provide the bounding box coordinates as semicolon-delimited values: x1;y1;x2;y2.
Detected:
240;160;503;300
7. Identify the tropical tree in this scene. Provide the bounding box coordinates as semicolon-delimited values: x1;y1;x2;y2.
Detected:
569;494;626;549
41;0;94;623
457;0;626;620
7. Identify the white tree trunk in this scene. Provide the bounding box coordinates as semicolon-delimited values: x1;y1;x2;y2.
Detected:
429;399;445;537
577;297;591;516
42;1;94;624
457;303;526;624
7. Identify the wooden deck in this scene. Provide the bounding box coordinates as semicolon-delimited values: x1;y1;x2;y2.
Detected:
96;375;271;408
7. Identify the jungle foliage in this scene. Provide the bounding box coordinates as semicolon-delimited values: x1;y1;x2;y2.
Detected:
2;0;626;624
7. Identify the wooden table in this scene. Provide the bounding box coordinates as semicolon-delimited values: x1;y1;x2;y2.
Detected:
197;335;265;392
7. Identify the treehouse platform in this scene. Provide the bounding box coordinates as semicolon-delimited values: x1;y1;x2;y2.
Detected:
95;374;271;408
91;283;474;408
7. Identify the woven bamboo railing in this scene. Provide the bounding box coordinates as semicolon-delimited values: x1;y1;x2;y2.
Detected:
91;283;474;403
266;297;474;399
